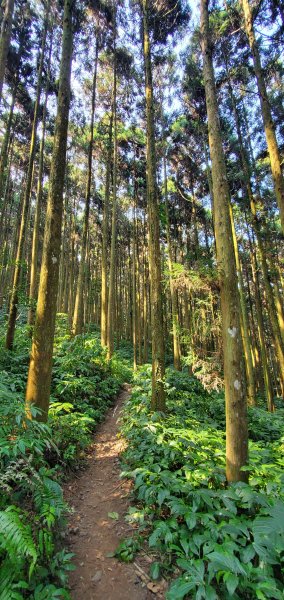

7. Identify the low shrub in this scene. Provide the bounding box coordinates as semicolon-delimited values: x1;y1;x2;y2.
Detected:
0;321;132;598
120;368;284;600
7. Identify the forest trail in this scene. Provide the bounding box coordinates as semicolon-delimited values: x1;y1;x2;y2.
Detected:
64;385;154;600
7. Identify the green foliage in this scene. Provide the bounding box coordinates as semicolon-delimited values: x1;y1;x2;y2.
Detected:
121;368;284;599
112;536;142;563
0;321;131;597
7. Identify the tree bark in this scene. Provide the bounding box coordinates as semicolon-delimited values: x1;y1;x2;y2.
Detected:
107;18;117;360
6;16;48;349
25;0;74;421
200;0;248;482
0;0;15;103
28;26;53;327
101;106;113;348
230;203;256;406
241;0;284;232
73;44;98;335
142;0;165;411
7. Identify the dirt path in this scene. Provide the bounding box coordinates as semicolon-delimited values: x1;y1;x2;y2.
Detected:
64;385;154;600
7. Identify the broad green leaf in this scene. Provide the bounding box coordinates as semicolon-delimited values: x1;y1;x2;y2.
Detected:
108;512;119;520
150;562;161;581
225;573;238;596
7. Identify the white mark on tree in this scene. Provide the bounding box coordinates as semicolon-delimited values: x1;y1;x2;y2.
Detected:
234;379;241;391
228;326;237;338
52;255;57;264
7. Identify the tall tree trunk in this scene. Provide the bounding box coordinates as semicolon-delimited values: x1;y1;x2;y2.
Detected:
0;88;15;208
0;116;15;245
230;204;256;406
73;44;98;335
28;27;53;327
227;71;284;396
132;195;138;371
142;0;165;411
101;107;113;347
163;154;181;370
241;0;284;232
25;0;73;421
107;19;117;360
0;0;14;103
6;16;48;349
200;0;248;482
251;248;275;411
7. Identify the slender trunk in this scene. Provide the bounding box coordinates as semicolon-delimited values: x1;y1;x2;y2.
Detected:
142;0;165;411
25;0;73;421
101;107;113;347
73;44;98;335
163;154;181;370
0;124;15;248
132;195;137;371
230;204;256;406
228;73;284;394
107;20;117;360
200;0;248;482
6;19;48;349
251;249;275;411
0;0;15;103
28;27;53;327
241;0;284;231
0;89;15;207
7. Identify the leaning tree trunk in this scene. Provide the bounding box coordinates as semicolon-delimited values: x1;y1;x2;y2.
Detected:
142;0;165;411
25;0;73;421
241;0;284;232
0;0;15;103
200;0;248;483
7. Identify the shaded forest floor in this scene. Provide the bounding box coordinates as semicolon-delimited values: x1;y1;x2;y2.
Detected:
65;385;162;600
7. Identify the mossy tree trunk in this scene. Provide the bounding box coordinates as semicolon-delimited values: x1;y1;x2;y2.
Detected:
200;0;248;483
25;0;74;421
28;27;53;327
142;0;165;411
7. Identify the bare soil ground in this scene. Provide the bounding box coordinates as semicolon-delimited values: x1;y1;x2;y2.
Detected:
64;385;164;600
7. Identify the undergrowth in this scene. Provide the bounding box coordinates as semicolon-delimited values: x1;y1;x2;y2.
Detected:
120;366;284;600
0;317;131;599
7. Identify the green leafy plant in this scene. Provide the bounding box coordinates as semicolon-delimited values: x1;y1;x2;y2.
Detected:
0;322;132;597
120;368;284;600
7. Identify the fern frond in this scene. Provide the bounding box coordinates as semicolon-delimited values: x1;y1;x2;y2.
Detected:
0;506;37;577
33;476;66;522
0;557;25;600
